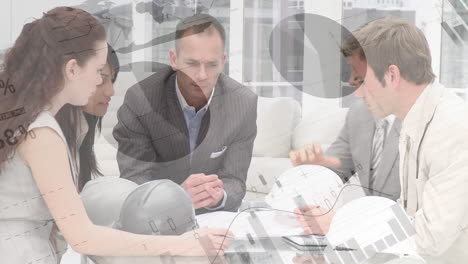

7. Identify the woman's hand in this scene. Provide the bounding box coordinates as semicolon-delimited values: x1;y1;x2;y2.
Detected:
174;228;234;256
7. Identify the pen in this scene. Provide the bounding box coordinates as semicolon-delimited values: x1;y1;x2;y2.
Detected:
213;234;235;240
334;246;356;251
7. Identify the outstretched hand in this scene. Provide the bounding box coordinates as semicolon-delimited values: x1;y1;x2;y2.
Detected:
289;143;341;168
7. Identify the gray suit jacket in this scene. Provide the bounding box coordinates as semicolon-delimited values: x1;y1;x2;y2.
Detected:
326;100;401;200
113;67;258;214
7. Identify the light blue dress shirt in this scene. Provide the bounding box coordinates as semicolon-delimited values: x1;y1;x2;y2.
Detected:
175;78;227;210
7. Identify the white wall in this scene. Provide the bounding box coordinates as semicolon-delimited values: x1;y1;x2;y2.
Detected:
0;0;133;50
0;0;13;50
302;0;343;116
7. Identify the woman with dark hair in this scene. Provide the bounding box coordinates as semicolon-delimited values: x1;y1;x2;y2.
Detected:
0;7;230;264
57;43;119;192
80;44;118;191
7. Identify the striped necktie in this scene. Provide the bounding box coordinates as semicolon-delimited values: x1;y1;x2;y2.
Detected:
370;119;388;186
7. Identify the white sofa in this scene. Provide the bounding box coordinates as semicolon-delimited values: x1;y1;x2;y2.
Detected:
94;72;349;201
244;96;348;200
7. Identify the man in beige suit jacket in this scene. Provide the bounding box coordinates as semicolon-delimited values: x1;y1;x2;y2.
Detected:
294;18;468;263
351;18;468;263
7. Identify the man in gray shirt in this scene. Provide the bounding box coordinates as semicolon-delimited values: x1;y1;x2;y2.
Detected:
113;14;257;214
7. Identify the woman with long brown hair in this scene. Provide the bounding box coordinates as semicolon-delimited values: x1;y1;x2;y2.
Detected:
56;43;120;193
0;7;230;264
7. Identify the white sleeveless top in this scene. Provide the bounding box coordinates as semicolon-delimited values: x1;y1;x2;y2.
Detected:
0;111;78;264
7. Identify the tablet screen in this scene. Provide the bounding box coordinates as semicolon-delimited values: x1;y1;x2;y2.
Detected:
283;235;328;247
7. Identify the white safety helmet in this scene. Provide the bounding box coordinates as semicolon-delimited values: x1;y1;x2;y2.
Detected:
114;179;198;235
81;177;138;227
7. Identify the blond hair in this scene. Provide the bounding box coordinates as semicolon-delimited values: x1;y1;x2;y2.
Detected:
341;17;435;85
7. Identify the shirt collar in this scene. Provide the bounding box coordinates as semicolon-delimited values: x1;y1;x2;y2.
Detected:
374;114;396;136
175;76;215;112
375;114;395;126
400;82;440;139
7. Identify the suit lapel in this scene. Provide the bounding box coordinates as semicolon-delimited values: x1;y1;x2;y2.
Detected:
355;110;374;193
197;110;211;147
190;83;226;173
372;119;401;195
165;74;190;157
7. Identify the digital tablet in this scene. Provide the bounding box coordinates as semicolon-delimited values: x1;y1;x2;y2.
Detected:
282;235;328;251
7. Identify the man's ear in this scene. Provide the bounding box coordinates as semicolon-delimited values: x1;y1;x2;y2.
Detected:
386;64;401;88
64;59;80;81
222;53;226;64
169;49;178;71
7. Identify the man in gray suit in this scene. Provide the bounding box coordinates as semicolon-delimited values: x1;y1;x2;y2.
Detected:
289;29;401;236
113;14;257;214
290;35;401;201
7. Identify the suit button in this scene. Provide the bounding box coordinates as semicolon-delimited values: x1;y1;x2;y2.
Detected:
357;164;363;170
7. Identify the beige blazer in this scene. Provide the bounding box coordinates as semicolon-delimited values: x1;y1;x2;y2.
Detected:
399;82;468;263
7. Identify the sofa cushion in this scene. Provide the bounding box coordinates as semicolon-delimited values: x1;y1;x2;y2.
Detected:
94;135;120;177
292;107;348;151
253;97;301;158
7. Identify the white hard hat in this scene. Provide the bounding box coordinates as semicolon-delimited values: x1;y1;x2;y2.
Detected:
115;179;197;235
81;177;138;227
